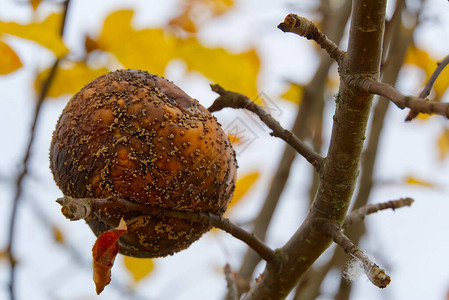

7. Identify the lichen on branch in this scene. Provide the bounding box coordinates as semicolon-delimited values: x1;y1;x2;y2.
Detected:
321;221;391;288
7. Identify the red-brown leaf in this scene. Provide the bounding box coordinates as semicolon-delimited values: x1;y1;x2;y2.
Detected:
92;219;127;294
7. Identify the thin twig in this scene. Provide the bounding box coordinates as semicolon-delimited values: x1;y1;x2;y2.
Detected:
277;13;345;63
6;3;71;299
406;54;449;121
208;84;324;171
321;221;391;288
224;264;239;300
342;197;414;229
356;77;449;119
56;196;276;264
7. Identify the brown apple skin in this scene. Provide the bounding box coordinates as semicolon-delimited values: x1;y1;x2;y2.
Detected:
50;69;237;258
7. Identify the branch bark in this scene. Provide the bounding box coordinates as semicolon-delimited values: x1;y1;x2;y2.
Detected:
56;196;276;264
238;0;352;283
209;84;324;171
277;14;345;63
405;54;449;120
342;197;414;229
357;78;449;119
244;0;387;298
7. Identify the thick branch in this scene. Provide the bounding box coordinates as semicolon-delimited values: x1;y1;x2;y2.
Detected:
342;197;414;229
321;222;390;288
56;196;275;264
358;77;449;119
277;14;345;63
209;84;323;171
239;0;352;284
295;16;415;300
332;19;415;300
245;1;387;298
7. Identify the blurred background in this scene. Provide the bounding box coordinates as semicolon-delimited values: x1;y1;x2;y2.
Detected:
1;0;449;299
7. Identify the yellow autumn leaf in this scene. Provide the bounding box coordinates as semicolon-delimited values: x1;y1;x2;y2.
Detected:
404;45;435;76
404;176;435;188
169;11;198;33
0;13;68;57
169;0;234;32
176;37;260;99
30;0;43;11
0;40;22;75
437;129;449;160
34;61;109;98
95;10;259;98
228;171;260;208
416;113;431;121
404;45;449;101
201;0;234;15
51;225;65;244
123;256;154;283
97;10;173;77
281;82;303;104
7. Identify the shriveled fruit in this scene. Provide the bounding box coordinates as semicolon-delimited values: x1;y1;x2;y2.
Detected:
50;69;237;258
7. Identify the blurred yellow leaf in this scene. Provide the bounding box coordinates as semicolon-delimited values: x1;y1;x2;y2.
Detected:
229;171;260;208
168;9;198;33
405;176;434;188
204;0;234;15
0;40;22;75
34;61;109;98
177;37;260;98
123;256;154;283
30;0;43;11
404;45;449;101
0;13;68;57
169;0;234;32
404;45;435;76
415;113;431;121
95;10;260;98
97;10;173;77
437;129;449;160
51;225;65;244
281;82;303;104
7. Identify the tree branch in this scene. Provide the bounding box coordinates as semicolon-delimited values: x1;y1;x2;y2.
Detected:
224;264;239;300
208;84;324;171
245;1;387;297
342;197;414;229
331;16;415;300
357;77;449;119
321;221;391;288
295;15;415;300
56;196;276;264
6;2;71;299
277;13;345;63
406;54;449;120
238;0;353;286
